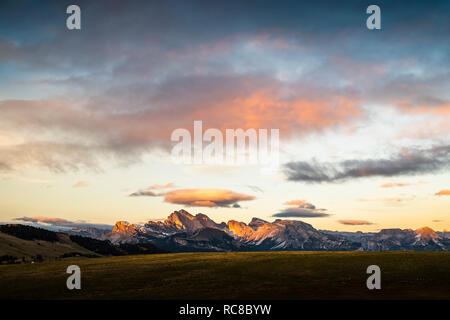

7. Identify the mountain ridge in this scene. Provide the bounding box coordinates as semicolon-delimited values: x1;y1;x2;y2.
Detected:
2;209;448;257
102;209;449;252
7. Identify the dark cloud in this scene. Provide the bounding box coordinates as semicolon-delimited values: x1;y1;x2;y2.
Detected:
129;190;159;197
284;145;450;183
272;207;330;218
274;200;329;218
129;183;175;196
13;216;113;230
338;220;373;226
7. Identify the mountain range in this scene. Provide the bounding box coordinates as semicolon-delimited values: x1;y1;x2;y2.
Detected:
70;209;450;252
1;209;448;263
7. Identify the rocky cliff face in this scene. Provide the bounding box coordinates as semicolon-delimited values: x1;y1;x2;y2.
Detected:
144;209;226;235
105;210;360;251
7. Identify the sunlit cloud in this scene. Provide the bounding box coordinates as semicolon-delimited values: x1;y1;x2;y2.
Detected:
163;188;255;207
379;182;412;188
147;182;175;190
435;189;450;196
73;181;88;188
283;200;315;208
357;196;415;203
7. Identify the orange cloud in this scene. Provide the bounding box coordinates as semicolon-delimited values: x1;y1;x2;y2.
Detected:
338;220;373;226
146;182;175;190
379;182;412;188
395;99;450;115
283;200;315;208
435;190;450;196
163;188;255;207
0;79;362;172
73;181;88;188
194;90;360;137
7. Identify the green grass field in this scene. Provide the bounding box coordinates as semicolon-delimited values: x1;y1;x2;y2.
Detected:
0;251;449;300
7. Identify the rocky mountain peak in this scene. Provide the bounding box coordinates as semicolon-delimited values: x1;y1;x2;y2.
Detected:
249;217;267;229
112;221;136;234
415;227;439;239
101;210;449;252
228;220;255;238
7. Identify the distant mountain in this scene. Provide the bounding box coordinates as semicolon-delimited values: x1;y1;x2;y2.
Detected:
65;227;111;239
324;227;450;251
359;227;450;251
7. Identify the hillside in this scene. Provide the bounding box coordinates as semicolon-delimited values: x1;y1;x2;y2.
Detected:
0;225;166;264
0;231;98;263
0;251;449;299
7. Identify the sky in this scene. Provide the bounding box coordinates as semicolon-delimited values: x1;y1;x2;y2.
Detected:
0;0;449;232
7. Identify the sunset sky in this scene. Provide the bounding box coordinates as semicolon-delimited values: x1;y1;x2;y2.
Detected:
0;0;449;232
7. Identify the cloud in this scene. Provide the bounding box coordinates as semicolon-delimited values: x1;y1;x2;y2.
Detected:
272;207;330;218
338;220;373;226
163;188;255;207
1;1;450;173
284;145;450;183
129;190;159;197
432;220;443;223
129;182;175;196
0;77;361;172
13;216;113;230
73;181;88;188
247;185;264;193
357;196;415;203
283;200;316;209
147;182;175;190
435;190;450;196
273;200;329;218
379;182;412;188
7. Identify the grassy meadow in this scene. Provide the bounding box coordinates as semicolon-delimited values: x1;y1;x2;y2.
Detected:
0;251;449;300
